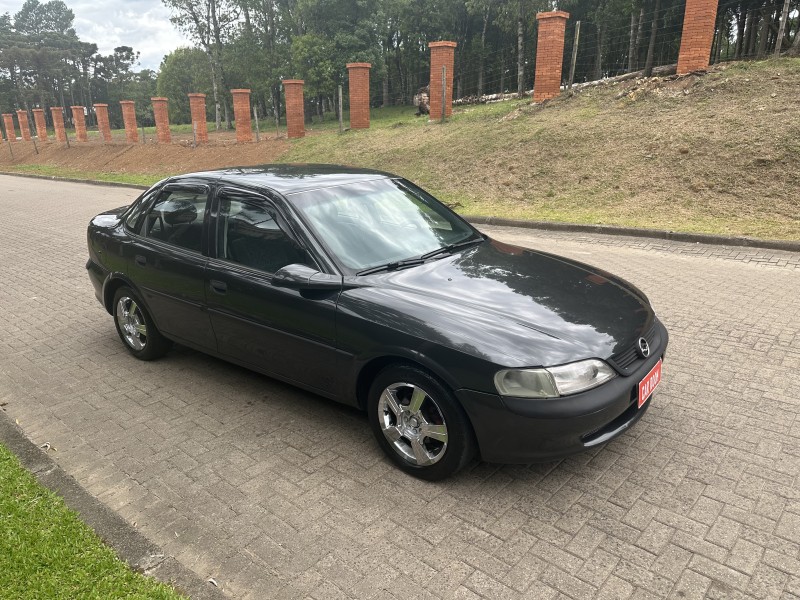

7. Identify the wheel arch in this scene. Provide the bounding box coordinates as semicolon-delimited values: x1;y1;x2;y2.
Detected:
354;352;461;412
102;274;143;315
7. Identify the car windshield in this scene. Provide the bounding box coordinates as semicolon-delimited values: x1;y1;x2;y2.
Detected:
289;178;478;272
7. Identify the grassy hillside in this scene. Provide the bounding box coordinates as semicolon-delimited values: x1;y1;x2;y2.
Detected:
2;58;798;239
280;58;799;239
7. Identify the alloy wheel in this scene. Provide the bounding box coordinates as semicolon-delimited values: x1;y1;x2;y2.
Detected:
377;382;449;466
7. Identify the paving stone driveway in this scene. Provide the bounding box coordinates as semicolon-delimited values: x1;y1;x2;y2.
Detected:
1;174;799;599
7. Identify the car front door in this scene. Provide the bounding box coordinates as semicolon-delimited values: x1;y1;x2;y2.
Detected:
204;188;341;396
127;182;216;350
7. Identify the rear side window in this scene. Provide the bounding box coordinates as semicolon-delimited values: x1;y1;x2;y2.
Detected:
143;189;208;253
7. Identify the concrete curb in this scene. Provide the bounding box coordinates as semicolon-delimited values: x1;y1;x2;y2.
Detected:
2;171;797;252
0;412;226;600
466;215;800;253
0;171;150;190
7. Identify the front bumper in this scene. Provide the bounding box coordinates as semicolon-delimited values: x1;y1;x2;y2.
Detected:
456;319;668;464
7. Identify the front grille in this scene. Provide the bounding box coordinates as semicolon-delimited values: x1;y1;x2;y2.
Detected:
609;322;658;375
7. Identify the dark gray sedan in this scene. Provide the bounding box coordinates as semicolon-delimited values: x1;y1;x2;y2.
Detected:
87;165;667;480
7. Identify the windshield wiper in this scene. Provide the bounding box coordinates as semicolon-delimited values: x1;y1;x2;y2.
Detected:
356;258;426;276
419;236;484;260
357;237;484;276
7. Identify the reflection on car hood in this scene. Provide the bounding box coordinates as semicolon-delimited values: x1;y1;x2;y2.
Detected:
349;238;654;367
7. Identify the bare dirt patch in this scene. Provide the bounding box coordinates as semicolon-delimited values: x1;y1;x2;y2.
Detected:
0;135;289;179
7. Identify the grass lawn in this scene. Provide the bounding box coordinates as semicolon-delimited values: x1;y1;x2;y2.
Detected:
0;443;185;599
8;164;157;187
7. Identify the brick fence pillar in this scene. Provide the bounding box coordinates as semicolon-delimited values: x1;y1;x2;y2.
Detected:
2;114;15;141
32;109;47;140
347;63;372;129
151;97;171;143
283;80;305;139
188;93;208;143
71;106;88;142
429;41;457;120
120;100;139;143
534;11;570;102
94;104;112;142
677;0;718;74
231;89;253;143
50;107;67;142
16;110;32;141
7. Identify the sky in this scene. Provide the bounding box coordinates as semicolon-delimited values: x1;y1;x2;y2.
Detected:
0;0;194;70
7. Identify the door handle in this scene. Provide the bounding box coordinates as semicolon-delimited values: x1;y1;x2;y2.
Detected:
210;280;227;294
135;255;146;267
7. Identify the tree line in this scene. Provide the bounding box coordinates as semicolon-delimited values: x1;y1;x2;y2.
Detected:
0;0;157;129
1;0;799;133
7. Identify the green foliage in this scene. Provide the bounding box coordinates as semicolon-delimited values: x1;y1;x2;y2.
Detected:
157;47;212;123
0;443;186;599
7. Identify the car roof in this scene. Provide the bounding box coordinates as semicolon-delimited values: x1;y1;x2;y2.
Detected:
170;164;394;195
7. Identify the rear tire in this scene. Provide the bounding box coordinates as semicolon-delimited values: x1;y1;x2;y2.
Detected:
368;364;476;480
112;286;172;360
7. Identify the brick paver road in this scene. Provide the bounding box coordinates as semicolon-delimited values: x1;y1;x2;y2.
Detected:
1;174;799;599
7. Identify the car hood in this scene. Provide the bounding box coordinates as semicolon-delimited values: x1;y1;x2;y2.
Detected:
346;238;654;367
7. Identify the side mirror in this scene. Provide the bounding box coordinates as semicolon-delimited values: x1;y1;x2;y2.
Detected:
272;264;342;291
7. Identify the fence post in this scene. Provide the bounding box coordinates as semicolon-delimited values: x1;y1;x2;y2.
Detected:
569;21;581;90
440;66;446;123
253;105;260;142
338;84;343;133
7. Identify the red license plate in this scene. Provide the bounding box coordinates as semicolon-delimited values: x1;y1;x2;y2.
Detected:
638;359;662;408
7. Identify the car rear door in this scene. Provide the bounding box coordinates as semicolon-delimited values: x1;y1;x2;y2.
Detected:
204;187;341;396
127;181;216;350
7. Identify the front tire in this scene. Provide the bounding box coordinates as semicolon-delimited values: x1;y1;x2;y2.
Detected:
368;364;476;480
112;286;171;360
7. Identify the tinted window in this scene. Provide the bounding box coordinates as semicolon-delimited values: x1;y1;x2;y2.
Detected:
124;189;158;234
217;194;308;273
143;189;207;253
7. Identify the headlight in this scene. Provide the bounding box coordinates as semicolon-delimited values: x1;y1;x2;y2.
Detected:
494;359;616;398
